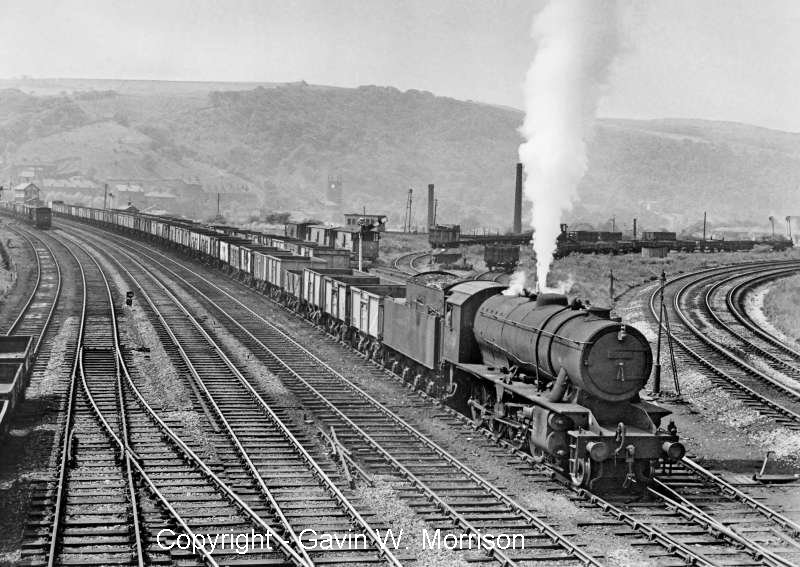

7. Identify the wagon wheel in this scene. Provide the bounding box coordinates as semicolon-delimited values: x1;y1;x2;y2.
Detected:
570;456;592;487
469;383;494;428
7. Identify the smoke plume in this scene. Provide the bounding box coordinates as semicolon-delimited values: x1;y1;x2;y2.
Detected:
502;270;527;296
518;0;623;289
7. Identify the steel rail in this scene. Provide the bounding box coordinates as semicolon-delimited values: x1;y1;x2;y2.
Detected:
392;250;425;274
80;242;145;566
63;218;799;567
108;247;315;567
64;234;309;567
575;487;717;567
727;270;800;360
47;238;145;567
6;227;63;355
682;457;800;538
408;251;430;273
674;270;800;407
705;268;800;389
117;346;307;567
648;262;800;425
448;397;787;567
649;480;794;567
107;236;599;567
80;225;405;567
72;223;725;566
5;226;42;333
45;236;88;567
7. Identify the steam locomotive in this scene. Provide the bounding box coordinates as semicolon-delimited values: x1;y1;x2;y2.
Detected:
462;289;683;489
48;202;684;490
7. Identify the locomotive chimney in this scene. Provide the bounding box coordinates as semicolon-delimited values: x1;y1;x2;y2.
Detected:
427;184;435;230
513;163;523;234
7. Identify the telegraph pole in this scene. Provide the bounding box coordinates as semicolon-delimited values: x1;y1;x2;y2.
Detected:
103;183;108;210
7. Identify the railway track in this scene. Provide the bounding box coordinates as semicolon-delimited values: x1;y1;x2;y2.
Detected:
725;269;800;374
40;237;145;566
67;224;599;566
74;231;406;566
27;234;308;566
693;266;800;395
0;226;87;563
392;250;430;274
653;261;800;429
62;221;800;566
4;227;62;348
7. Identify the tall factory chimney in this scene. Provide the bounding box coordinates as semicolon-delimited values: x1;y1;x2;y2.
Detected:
513;163;523;234
427;184;435;230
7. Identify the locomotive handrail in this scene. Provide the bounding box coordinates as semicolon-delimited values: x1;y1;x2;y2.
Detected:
479;309;594;346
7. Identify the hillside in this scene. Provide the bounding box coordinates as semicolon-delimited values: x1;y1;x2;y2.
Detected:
1;79;799;230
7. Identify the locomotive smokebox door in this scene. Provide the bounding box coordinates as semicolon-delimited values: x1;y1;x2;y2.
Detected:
125;291;135;306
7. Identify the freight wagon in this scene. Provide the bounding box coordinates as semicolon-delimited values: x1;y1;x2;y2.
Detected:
51;201;685;489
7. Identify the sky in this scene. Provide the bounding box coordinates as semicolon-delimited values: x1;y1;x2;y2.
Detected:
2;0;800;131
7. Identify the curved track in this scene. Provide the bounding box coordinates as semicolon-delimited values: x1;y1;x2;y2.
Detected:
32;233;307;566
57;219;800;566
4;228;62;344
67;223;599;567
75;231;404;567
726;270;800;372
392;250;430;274
650;261;800;429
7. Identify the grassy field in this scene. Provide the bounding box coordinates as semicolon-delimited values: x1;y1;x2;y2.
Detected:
379;232;800;306
762;274;800;346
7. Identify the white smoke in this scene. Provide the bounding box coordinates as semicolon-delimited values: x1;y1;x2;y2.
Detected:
519;0;623;290
547;273;576;295
502;270;527;296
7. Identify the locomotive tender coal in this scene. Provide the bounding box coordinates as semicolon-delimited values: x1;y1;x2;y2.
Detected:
52;202;684;490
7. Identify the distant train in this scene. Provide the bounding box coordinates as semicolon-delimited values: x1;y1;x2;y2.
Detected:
442;223;792;258
3;202;52;229
52;201;685;490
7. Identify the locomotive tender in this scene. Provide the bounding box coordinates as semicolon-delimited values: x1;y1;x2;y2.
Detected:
51;202;684;490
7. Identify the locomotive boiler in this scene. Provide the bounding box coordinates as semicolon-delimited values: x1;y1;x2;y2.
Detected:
445;286;684;489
